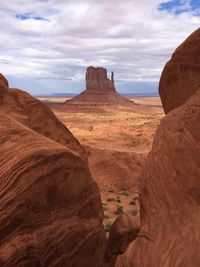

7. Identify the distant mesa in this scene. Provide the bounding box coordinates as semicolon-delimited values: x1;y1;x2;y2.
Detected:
65;66;134;110
86;66;115;91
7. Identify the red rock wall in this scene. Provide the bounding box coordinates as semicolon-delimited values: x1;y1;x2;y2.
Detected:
115;28;200;267
0;76;106;266
159;28;200;114
0;82;86;160
86;66;115;91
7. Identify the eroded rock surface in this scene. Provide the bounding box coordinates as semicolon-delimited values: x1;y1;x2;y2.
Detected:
0;73;9;88
0;80;86;160
0;75;106;266
159;28;200;114
115;29;200;267
105;214;140;266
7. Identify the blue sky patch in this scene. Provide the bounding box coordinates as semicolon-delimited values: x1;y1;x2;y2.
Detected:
159;0;200;15
15;13;49;21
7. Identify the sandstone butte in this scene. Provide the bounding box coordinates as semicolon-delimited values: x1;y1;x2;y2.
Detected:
0;76;106;266
65;66;134;110
115;28;200;267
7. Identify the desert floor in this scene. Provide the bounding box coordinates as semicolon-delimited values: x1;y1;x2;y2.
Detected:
39;96;164;232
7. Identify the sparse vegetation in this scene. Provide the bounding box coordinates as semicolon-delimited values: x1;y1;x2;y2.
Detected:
104;214;109;219
104;220;113;232
107;197;115;202
130;200;136;205
102;202;107;210
131;209;138;216
116;195;121;203
107;188;114;193
115;205;124;215
121;191;131;196
133;195;139;201
50;98;163;229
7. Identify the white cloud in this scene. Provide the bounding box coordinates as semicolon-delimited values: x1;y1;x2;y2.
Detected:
0;0;199;94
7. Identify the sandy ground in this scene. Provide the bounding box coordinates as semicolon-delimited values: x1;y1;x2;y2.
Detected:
39;96;164;231
131;97;162;106
37;97;69;103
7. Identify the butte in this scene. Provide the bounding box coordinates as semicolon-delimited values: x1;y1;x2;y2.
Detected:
64;66;134;112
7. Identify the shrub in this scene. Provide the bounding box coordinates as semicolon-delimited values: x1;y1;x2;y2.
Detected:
131;209;137;216
108;188;114;193
130;200;136;205
107;197;115;202
133;195;139;201
116;195;121;203
121;191;131;196
104;221;113;232
115;205;124;215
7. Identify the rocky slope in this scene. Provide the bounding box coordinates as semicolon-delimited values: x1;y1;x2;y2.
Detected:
0;76;106;266
115;29;200;267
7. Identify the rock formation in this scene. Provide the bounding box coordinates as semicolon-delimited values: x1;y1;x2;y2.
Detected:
0;73;9;88
115;29;200;267
65;66;134;111
105;214;140;266
159;28;200;114
86;66;115;91
0;80;86;160
0;75;106;266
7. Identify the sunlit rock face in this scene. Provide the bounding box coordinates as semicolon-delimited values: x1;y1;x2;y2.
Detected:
0;75;86;160
65;66;134;110
86;66;116;91
0;73;9;88
115;28;200;267
159;28;200;114
0;74;106;267
105;214;140;266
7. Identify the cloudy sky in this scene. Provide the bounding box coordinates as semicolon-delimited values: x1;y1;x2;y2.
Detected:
0;0;200;95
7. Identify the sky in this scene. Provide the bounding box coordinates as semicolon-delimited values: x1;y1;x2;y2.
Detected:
0;0;200;95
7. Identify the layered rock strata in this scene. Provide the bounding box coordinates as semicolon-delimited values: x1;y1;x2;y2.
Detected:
65;66;133;109
115;28;200;267
159;28;200;114
0;75;106;267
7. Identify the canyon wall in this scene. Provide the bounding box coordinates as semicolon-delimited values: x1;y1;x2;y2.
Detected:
115;28;200;267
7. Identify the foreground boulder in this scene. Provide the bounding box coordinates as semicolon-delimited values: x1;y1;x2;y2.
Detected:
0;73;9;88
0;77;86;160
159;28;200;114
0;76;106;266
115;29;200;267
105;214;140;266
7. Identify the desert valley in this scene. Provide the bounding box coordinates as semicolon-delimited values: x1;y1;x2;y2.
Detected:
0;1;200;266
38;67;164;235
